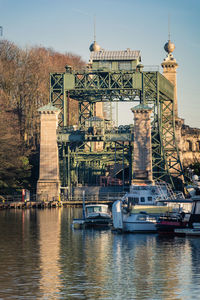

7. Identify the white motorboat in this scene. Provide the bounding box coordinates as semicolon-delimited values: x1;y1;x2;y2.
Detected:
112;182;185;233
84;204;112;228
73;203;112;229
120;211;157;233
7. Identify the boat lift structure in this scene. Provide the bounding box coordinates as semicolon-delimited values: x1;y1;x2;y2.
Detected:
49;48;184;193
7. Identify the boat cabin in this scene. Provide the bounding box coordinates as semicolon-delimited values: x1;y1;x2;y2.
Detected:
84;204;112;227
125;184;168;207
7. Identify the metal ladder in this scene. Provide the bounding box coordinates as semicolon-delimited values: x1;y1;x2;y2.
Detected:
155;180;184;201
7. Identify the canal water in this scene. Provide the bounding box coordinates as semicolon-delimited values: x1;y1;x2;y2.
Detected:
0;208;200;300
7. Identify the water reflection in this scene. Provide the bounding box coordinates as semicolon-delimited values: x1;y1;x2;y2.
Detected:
38;209;62;299
60;208;112;299
0;208;200;299
0;209;41;299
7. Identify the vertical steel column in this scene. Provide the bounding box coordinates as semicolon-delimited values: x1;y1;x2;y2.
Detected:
114;142;117;182
122;143;125;190
63;90;67;127
62;144;67;187
67;91;70;126
141;72;145;104
129;142;132;185
67;145;71;196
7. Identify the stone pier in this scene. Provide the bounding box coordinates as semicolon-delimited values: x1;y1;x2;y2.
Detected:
131;104;153;184
37;104;60;201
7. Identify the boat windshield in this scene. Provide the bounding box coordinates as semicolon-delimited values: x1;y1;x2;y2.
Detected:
86;206;107;213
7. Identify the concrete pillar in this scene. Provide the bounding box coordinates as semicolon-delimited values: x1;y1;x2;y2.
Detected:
37;104;60;201
131;104;153;184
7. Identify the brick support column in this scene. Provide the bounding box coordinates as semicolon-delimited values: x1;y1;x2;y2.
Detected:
131;104;153;184
37;104;60;201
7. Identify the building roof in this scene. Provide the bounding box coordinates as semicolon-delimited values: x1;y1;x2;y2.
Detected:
90;49;141;61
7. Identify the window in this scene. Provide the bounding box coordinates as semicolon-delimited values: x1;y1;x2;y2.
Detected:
128;197;139;204
186;140;193;151
140;197;145;202
196;141;200;152
101;206;108;213
133;197;139;204
94;206;101;212
148;197;153;202
87;206;101;213
119;61;132;70
87;207;93;213
99;61;112;70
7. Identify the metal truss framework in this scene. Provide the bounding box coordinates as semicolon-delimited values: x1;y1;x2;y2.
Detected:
50;69;184;189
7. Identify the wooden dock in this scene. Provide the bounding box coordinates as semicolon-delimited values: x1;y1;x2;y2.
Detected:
0;199;116;210
0;201;62;210
0;191;125;210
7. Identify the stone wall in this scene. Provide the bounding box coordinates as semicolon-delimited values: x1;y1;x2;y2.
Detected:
176;118;200;167
180;123;200;167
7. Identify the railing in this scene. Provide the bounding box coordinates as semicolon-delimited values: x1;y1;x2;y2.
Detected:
61;192;126;203
0;191;126;205
0;194;37;203
143;65;160;72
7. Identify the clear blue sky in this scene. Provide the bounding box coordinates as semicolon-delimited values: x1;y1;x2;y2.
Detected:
1;0;200;128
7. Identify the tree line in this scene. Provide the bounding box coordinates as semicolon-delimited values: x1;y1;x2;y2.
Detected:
0;40;85;194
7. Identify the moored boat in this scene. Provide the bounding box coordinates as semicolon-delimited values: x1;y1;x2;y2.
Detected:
112;181;182;233
72;203;112;229
156;212;189;235
119;211;157;233
84;204;112;228
174;197;200;237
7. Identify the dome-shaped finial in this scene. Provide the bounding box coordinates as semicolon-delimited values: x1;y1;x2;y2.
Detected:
89;40;101;52
164;14;175;54
164;40;175;54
